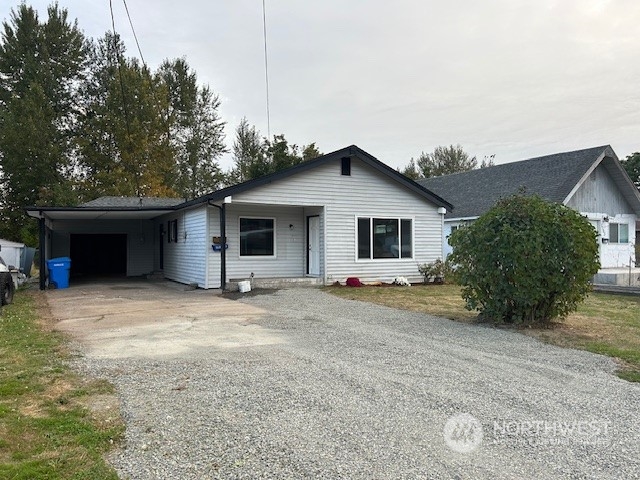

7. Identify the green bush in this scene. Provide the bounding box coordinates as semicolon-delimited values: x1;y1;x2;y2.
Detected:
448;195;600;325
418;259;455;284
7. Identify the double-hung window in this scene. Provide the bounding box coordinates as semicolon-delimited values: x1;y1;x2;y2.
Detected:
240;218;275;256
357;217;412;259
609;223;629;244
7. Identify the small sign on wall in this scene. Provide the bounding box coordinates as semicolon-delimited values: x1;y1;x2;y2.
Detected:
212;236;227;244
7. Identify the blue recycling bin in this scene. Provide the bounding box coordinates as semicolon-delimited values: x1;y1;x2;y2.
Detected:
47;257;71;289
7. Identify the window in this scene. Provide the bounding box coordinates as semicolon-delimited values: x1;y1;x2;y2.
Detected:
240;218;275;256
609;223;629;244
357;217;413;259
167;219;178;243
341;157;351;176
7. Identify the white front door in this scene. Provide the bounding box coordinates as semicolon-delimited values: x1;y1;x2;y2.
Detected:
308;216;320;276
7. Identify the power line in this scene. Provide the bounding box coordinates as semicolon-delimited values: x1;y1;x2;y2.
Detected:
262;0;271;139
109;0;139;193
108;0;131;141
122;0;146;65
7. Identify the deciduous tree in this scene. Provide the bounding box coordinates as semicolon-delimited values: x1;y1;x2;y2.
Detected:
78;33;176;198
417;145;477;178
159;58;226;199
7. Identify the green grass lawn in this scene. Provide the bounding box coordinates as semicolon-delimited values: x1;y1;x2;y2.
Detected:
326;284;640;382
0;290;122;479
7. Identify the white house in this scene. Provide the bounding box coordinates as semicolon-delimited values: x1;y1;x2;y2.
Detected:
419;145;640;285
27;146;452;289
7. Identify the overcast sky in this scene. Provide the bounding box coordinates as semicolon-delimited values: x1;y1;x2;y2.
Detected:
2;0;639;170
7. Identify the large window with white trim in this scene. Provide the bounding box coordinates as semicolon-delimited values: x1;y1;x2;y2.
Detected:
240;218;275;256
609;223;629;244
357;217;413;259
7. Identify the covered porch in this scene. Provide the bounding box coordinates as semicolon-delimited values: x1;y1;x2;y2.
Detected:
206;200;326;290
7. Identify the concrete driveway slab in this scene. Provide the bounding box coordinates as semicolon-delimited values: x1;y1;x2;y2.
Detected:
47;280;280;359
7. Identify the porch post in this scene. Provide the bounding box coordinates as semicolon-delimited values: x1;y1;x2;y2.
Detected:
39;215;46;291
220;203;226;291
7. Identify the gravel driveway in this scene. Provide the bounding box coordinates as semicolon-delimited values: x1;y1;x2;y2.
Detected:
62;286;639;479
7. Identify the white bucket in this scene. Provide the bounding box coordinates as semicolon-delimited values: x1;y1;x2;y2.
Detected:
238;280;252;293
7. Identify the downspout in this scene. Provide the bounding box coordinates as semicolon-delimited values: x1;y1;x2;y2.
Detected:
38;215;46;291
208;200;226;291
437;207;447;260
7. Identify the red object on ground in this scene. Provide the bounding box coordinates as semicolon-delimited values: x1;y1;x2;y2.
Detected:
346;277;363;287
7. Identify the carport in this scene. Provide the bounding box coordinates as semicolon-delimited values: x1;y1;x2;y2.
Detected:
26;197;183;289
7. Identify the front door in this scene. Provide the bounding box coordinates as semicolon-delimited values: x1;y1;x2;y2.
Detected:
307;216;320;276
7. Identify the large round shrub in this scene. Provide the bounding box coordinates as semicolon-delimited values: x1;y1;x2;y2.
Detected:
448;195;600;324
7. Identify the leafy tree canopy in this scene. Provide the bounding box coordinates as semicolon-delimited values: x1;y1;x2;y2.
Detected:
621;152;640;189
449;195;600;325
228;119;322;184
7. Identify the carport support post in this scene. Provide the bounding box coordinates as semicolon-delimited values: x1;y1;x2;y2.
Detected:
39;216;46;291
221;202;226;291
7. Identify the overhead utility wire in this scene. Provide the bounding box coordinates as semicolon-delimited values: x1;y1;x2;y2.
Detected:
109;0;132;142
262;0;271;139
122;0;146;65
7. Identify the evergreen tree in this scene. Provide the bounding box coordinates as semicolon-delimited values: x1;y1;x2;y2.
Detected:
0;3;88;242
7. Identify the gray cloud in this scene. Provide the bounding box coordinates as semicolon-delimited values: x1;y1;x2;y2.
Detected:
2;0;638;169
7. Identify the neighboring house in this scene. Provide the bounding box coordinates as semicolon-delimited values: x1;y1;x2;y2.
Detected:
419;145;640;284
26;145;451;290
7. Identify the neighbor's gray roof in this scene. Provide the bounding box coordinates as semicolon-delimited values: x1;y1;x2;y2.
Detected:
418;145;614;218
80;196;185;208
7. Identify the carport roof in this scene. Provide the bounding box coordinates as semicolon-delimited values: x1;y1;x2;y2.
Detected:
80;196;184;208
25;203;179;221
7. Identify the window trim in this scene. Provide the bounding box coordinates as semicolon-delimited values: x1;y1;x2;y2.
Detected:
354;215;415;262
239;216;277;258
609;222;629;244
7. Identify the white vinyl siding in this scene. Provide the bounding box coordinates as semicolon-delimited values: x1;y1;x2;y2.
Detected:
231;158;442;283
566;164;634;215
159;206;208;288
49;219;154;276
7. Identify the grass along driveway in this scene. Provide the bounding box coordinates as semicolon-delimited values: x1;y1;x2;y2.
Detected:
0;290;122;479
326;284;640;382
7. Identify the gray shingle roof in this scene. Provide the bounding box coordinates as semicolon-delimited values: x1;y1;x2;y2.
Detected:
80;196;184;208
418;146;613;218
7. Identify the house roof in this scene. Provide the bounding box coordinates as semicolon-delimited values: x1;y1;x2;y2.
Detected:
418;145;640;218
181;144;453;210
80;196;184;208
26;145;452;221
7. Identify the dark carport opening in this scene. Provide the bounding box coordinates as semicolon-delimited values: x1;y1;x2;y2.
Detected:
69;233;127;278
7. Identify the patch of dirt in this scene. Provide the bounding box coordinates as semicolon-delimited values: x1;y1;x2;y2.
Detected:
78;394;123;430
221;288;278;300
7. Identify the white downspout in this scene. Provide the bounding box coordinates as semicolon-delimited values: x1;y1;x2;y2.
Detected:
437;207;447;260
